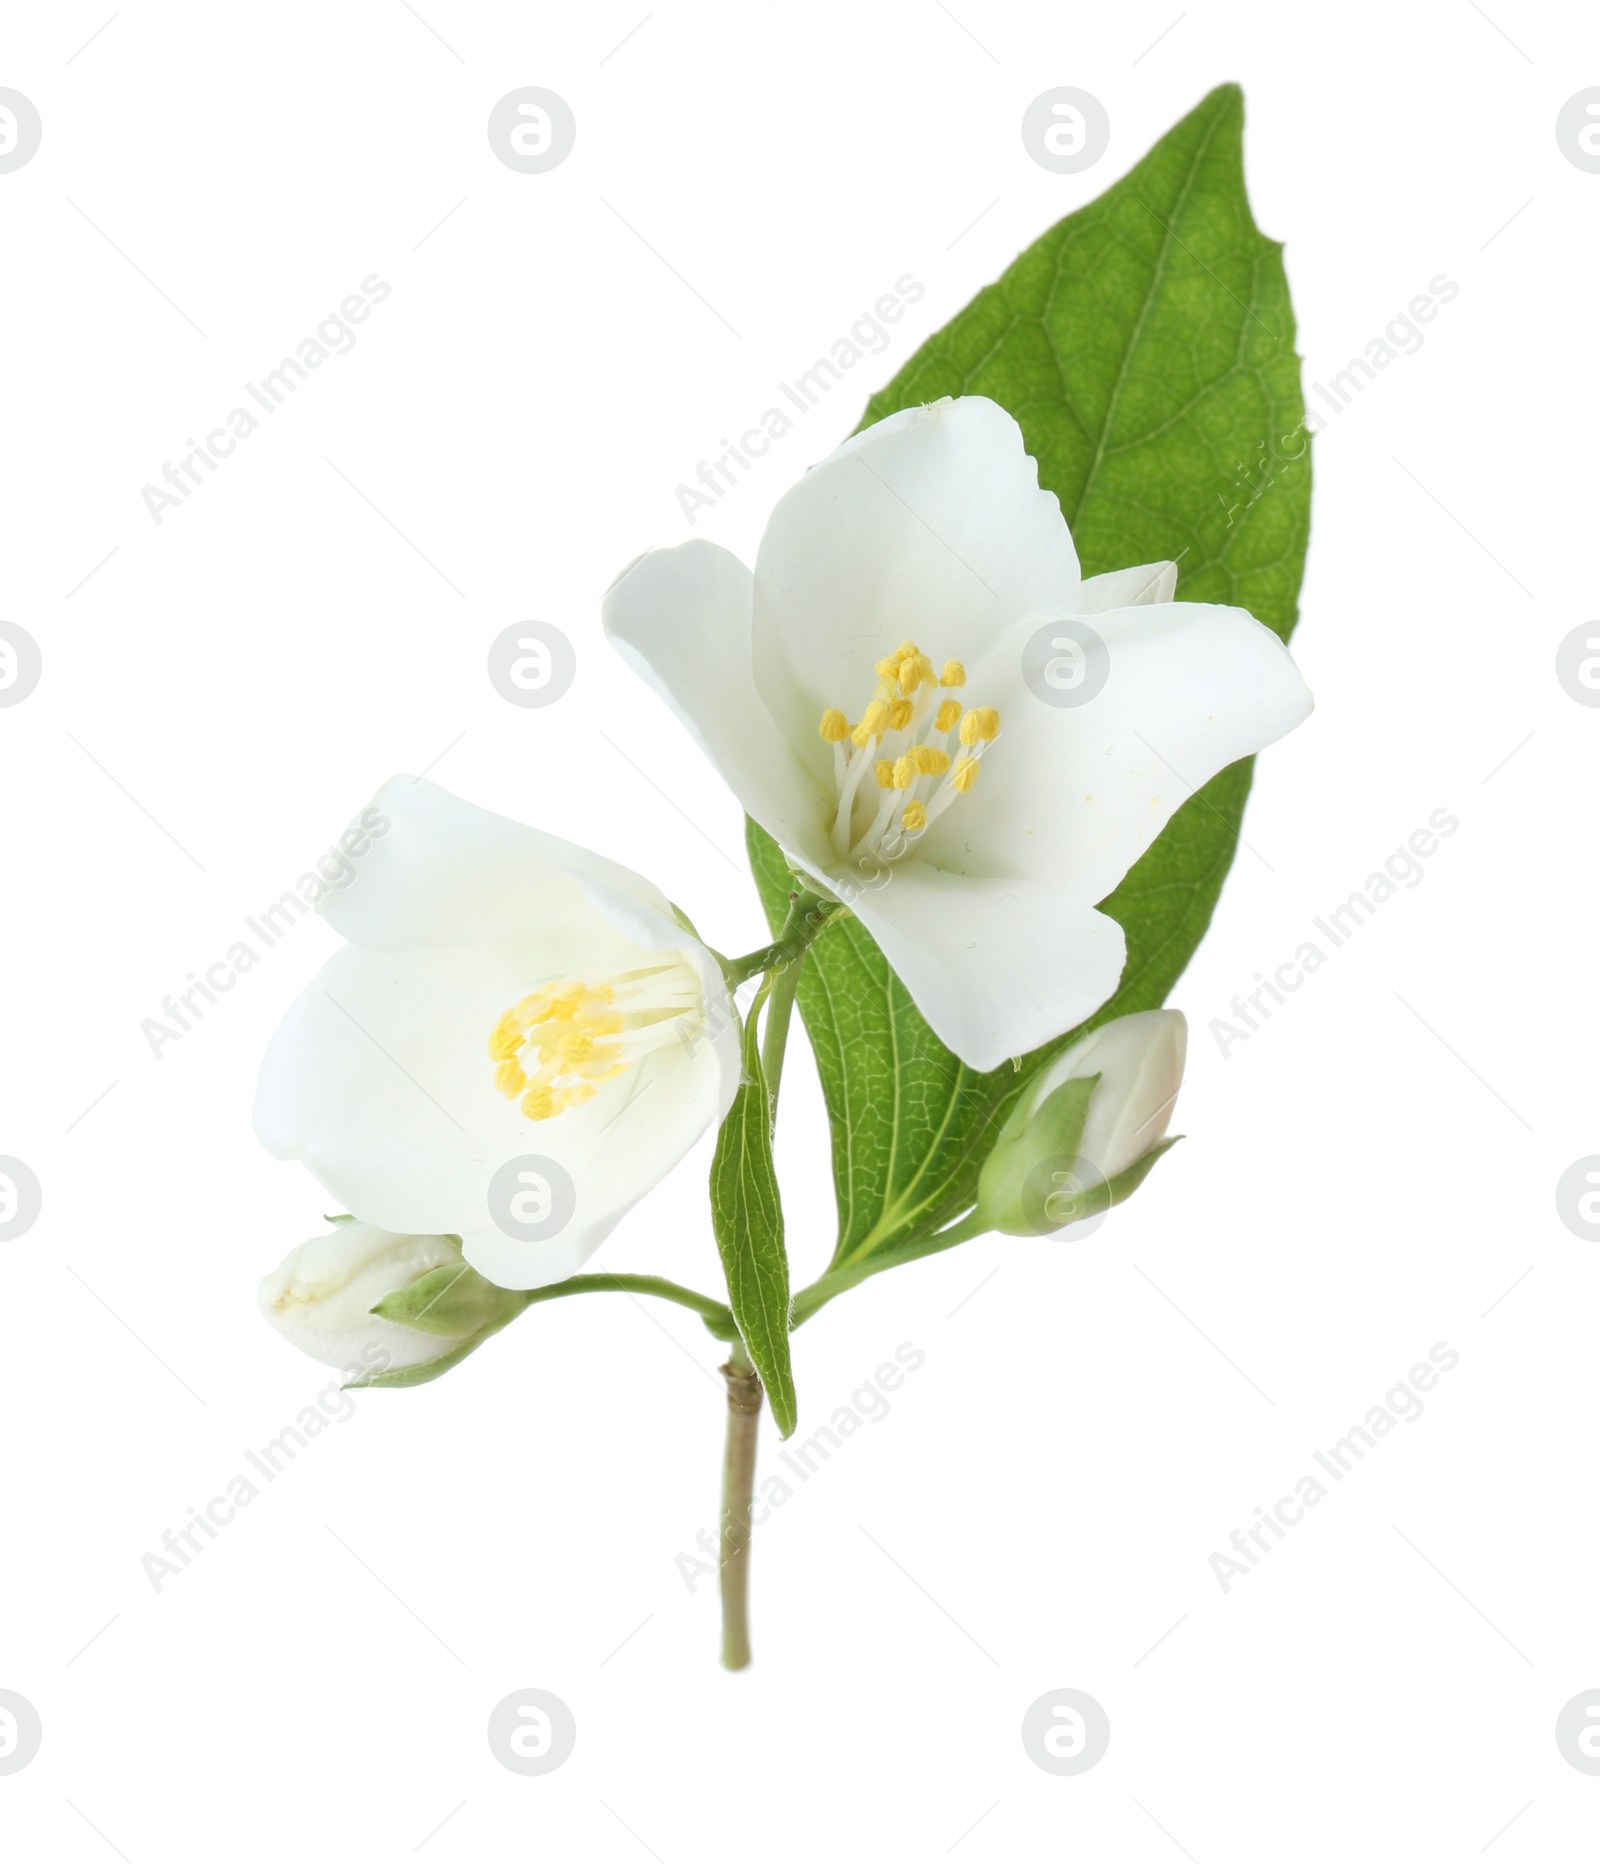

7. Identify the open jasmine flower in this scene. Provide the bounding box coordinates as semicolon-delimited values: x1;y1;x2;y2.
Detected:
604;395;1311;1070
254;779;741;1289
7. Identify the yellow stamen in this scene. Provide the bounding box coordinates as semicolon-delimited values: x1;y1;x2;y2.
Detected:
875;639;920;680
897;652;936;695
851;699;890;746
492;968;697;1129
488;1011;523;1061
829;638;1002;862
818;707;850;743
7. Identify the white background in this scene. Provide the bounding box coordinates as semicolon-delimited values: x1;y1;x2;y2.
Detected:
0;0;1594;1857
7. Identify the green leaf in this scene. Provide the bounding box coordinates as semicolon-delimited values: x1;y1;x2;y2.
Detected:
708;995;797;1435
754;83;1310;1274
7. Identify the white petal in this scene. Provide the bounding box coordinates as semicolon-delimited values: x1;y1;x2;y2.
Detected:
929;601;1313;904
323;777;678;963
1067;561;1177;611
459;1224;597;1291
254;943;736;1288
1035;1009;1187;1178
850;864;1127;1072
603;539;836;870
749;397;1082;767
257;1223;467;1372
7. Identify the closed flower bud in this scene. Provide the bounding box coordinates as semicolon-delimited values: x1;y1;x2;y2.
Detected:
258;1220;523;1384
975;1010;1186;1235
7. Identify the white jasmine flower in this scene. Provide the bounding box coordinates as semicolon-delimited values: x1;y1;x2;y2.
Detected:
254;780;741;1289
605;396;1310;1069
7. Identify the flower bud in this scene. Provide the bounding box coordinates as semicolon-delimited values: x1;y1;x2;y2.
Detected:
258;1220;523;1385
975;1010;1186;1236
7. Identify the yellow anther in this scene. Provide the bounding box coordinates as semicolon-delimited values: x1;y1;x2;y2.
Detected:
488;1011;524;1061
951;755;980;793
940;659;966;688
935;698;962;733
818;707;850;744
491;969;695;1129
901;801;928;832
517;990;570;1024
959;705;1000;745
891;755;914;790
909;746;950;776
897;652;936;695
851;699;890;746
887;698;914;730
874;639;919;680
875;758;896;788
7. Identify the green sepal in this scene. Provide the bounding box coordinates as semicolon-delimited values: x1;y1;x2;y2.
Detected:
343;1332;502;1390
1023;1134;1184;1236
975;1074;1099;1235
371;1260;526;1336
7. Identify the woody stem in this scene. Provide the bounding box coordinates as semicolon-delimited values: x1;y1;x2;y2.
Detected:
719;1337;763;1671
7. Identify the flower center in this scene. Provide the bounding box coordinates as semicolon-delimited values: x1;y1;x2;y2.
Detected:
487;960;703;1123
817;641;999;863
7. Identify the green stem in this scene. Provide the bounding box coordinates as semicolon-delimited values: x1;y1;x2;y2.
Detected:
759;954;802;1120
519;1272;735;1337
705;888;825;1671
718;1335;762;1670
789;1211;987;1327
721;887;838;987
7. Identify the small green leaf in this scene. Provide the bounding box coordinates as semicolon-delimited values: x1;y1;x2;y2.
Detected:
709;997;797;1436
752;83;1309;1275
